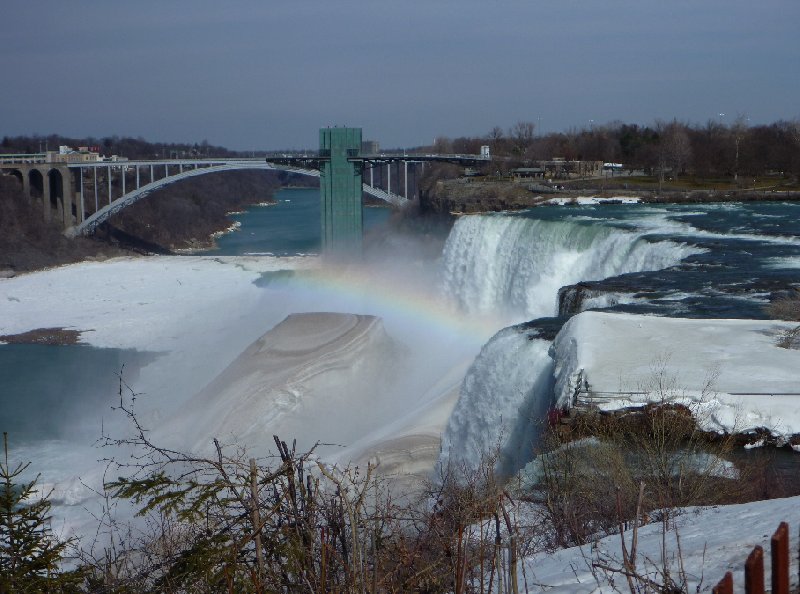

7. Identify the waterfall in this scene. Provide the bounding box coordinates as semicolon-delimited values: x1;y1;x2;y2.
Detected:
438;325;554;478
437;211;704;475
439;212;702;320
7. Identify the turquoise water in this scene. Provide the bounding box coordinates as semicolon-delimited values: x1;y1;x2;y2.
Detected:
0;343;153;442
203;187;393;256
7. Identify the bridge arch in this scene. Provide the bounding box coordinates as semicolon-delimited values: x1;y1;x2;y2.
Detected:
67;162;406;237
47;168;64;219
5;169;23;186
28;169;43;199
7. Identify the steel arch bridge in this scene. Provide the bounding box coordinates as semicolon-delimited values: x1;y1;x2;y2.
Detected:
66;158;408;237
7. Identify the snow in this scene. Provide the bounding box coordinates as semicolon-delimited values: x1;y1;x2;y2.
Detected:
4;249;800;585
0;255;316;352
521;495;800;593
544;196;642;205
159;311;461;474
0;254;482;500
552;311;800;438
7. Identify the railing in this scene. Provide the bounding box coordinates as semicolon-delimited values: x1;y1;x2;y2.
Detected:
0;153;47;164
712;522;793;594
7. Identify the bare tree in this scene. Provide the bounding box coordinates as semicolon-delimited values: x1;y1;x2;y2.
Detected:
730;114;749;181
509;121;536;157
656;121;693;187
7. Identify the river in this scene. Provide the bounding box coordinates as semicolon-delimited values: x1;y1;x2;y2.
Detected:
2;193;800;525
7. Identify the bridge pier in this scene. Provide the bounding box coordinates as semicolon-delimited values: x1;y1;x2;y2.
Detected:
21;170;30;197
79;169;85;223
63;169;75;227
93;168;99;213
42;172;51;222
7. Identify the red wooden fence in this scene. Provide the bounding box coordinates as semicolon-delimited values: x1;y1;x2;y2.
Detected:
712;522;791;594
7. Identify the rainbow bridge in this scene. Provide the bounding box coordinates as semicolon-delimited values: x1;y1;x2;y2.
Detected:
0;156;411;237
1;129;490;250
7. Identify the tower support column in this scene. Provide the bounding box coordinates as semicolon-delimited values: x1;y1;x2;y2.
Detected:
319;127;363;253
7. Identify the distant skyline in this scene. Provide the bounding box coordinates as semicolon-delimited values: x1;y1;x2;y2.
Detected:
2;1;798;151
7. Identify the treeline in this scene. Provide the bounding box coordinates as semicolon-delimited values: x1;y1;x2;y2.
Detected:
429;118;800;180
0;134;245;160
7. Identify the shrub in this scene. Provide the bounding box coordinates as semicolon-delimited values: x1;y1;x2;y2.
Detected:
0;432;83;592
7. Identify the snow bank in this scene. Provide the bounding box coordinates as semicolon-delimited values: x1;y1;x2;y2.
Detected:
521;495;800;593
545;196;642;205
0;255;317;351
0;255;322;413
160;311;471;487
163;313;401;453
552;311;800;437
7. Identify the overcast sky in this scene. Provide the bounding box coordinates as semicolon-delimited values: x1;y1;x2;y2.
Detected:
2;1;798;150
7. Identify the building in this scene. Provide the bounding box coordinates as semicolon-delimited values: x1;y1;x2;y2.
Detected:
46;145;101;163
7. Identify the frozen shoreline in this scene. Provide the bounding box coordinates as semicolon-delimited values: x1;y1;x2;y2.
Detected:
0;255;481;506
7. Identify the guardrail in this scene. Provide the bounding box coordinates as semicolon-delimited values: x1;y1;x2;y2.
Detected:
0;154;47;164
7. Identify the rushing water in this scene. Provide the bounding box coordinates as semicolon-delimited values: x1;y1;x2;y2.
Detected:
439;201;800;323
435;201;800;474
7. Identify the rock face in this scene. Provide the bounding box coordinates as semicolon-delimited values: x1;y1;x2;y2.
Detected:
420;180;545;214
557;283;598;317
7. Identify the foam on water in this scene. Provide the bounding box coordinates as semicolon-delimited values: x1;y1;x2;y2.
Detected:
629;209;800;246
765;256;800;269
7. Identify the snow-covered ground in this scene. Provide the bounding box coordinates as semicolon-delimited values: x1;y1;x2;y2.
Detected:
0;255;315;351
3;255;800;589
552;311;800;441
0;255;484;530
522;495;800;593
160;311;465;478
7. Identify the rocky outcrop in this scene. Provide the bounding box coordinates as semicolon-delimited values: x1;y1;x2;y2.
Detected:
420;178;800;215
420;180;548;214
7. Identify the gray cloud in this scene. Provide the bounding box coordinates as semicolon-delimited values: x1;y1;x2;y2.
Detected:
2;0;798;149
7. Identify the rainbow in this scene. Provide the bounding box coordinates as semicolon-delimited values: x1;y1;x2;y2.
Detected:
263;261;511;344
